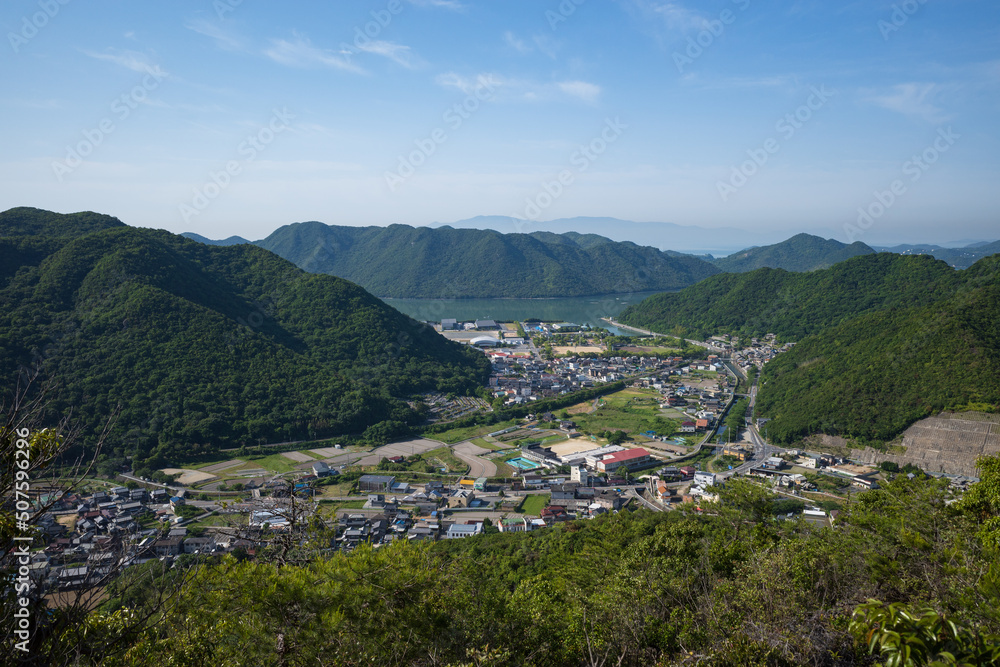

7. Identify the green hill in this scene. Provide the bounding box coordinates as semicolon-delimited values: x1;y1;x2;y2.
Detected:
712;233;875;272
619;253;1000;445
249;221;720;298
617;252;962;341
757;272;1000;444
0;208;490;466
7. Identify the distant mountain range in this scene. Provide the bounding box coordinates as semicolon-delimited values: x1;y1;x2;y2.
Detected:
181;232;252;246
710;233;875;273
432;215;785;255
871;240;1000;269
0;207;489;465
191;222;722;299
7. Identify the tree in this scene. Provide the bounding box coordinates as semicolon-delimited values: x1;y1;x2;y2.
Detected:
957;454;1000;549
608;430;628;445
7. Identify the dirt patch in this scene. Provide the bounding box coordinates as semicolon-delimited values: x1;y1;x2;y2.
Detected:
280;451;314;463
161;468;217;485
202;459;245;473
549;438;601;457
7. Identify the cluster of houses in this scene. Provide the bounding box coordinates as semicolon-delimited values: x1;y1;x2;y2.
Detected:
11;485;237;592
490;355;685;406
730;335;793;374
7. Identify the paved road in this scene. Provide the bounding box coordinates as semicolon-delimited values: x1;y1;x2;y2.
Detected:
600;319;725;352
453;441;497;478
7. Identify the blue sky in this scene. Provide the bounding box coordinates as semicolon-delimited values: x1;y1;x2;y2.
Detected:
2;0;998;247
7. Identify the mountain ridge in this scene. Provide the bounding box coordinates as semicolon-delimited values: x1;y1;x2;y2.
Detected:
0;208;490;465
711;233;876;272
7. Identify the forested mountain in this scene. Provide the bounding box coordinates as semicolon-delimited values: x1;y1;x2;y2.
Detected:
249;221;720;298
757;266;1000;444
0;208;490;466
617;252;962;340
620;253;1000;445
711;233;875;272
875;239;1000;269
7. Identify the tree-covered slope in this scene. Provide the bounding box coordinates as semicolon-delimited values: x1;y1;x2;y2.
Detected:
712;233;875;273
618;252;963;340
252;221;720;298
0;206;126;238
0;211;490;466
756;274;1000;444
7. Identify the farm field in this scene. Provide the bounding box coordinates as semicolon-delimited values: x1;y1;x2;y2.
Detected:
567;388;680;439
517;494;550;516
430;419;518;444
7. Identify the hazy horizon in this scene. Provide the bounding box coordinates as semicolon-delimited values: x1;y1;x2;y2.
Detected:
3;1;998;246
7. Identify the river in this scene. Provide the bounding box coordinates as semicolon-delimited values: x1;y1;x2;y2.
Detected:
382;292;663;335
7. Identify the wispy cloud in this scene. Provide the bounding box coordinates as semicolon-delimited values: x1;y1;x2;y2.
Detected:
435;72;504;95
625;0;708;34
264;34;365;74
503;31;560;59
407;0;464;9
436;72;600;103
867;83;950;123
504;31;531;54
357;40;422;69
185;18;244;52
84;48;168;78
558;80;601;103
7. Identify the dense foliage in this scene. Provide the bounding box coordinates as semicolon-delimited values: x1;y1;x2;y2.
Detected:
25;462;1000;666
711;233;875;273
0;208;490;465
249;221;720;298
618;252;968;341
756;278;1000;444
619;253;1000;446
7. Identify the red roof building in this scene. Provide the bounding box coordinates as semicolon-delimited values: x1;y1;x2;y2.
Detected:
597;448;653;472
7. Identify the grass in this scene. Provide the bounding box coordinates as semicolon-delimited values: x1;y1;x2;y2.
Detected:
424;447;469;474
470;437;506;451
430;419;518;444
569;388;680;439
517;493;550;516
493;461;515;478
187;514;235;529
234;454;303;474
318;500;367;512
314;480;359;498
804;472;849;494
